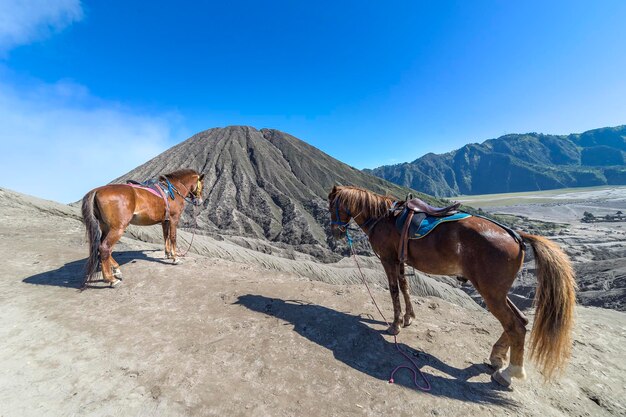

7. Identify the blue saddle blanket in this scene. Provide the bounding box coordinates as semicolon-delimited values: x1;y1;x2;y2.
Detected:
395;211;472;239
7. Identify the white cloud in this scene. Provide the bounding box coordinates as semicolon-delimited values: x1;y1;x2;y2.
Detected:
0;1;182;203
0;77;179;203
0;0;83;54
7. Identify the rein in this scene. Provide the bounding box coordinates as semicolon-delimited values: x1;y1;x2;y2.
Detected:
160;176;177;199
361;215;385;238
346;230;431;391
333;196;430;391
163;176;202;206
178;203;199;257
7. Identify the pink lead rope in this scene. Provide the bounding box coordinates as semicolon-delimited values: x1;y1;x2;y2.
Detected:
348;240;431;391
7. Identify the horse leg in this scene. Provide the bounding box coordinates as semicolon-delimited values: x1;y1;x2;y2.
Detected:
162;221;171;258
99;228;125;287
489;332;510;370
101;222;124;279
483;295;527;387
382;261;403;335
398;264;416;327
488;299;528;369
169;221;181;264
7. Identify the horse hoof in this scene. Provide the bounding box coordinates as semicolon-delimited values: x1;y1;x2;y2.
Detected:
113;269;123;279
172;258;181;265
387;325;401;335
403;315;414;327
109;279;121;288
492;370;511;388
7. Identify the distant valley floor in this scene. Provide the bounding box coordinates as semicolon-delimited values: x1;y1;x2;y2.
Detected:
458;185;626;311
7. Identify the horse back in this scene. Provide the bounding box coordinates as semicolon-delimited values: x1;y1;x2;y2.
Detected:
453;216;525;278
93;184;167;227
407;216;523;277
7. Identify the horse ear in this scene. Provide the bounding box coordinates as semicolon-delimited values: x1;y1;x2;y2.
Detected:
199;173;205;181
328;185;337;200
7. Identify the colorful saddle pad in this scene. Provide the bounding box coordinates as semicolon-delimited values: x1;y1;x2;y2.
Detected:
126;179;175;200
126;182;163;198
395;210;472;239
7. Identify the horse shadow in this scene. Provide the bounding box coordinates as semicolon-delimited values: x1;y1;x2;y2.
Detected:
22;250;171;289
235;294;516;406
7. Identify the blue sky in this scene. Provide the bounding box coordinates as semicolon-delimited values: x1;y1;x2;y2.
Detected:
1;1;625;202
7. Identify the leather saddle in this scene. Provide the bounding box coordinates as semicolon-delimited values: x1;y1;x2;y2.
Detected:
406;198;461;217
396;197;462;263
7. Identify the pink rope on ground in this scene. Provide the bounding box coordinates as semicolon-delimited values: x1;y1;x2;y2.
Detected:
349;245;431;391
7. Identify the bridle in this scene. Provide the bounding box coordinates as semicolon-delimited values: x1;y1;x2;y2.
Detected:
163;176;203;206
330;197;352;232
331;195;393;238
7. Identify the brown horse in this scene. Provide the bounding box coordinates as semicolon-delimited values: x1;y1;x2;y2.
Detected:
328;185;576;387
81;169;205;287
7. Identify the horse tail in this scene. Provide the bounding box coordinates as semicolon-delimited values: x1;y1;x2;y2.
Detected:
519;231;577;380
81;190;102;286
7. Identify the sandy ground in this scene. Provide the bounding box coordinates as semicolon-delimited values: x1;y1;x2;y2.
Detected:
1;189;626;417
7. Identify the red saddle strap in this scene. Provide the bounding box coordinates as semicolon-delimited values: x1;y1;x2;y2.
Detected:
398;210;414;263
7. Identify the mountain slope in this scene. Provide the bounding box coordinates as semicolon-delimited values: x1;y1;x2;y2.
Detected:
369;126;626;196
113;126;437;260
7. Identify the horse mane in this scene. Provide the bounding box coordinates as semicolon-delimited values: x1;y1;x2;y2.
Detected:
334;186;395;218
163;169;198;181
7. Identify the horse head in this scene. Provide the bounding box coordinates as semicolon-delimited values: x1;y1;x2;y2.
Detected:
328;185;352;239
164;169;205;206
192;172;205;205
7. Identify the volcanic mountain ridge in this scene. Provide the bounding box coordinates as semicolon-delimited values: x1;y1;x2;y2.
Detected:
114;126;440;261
